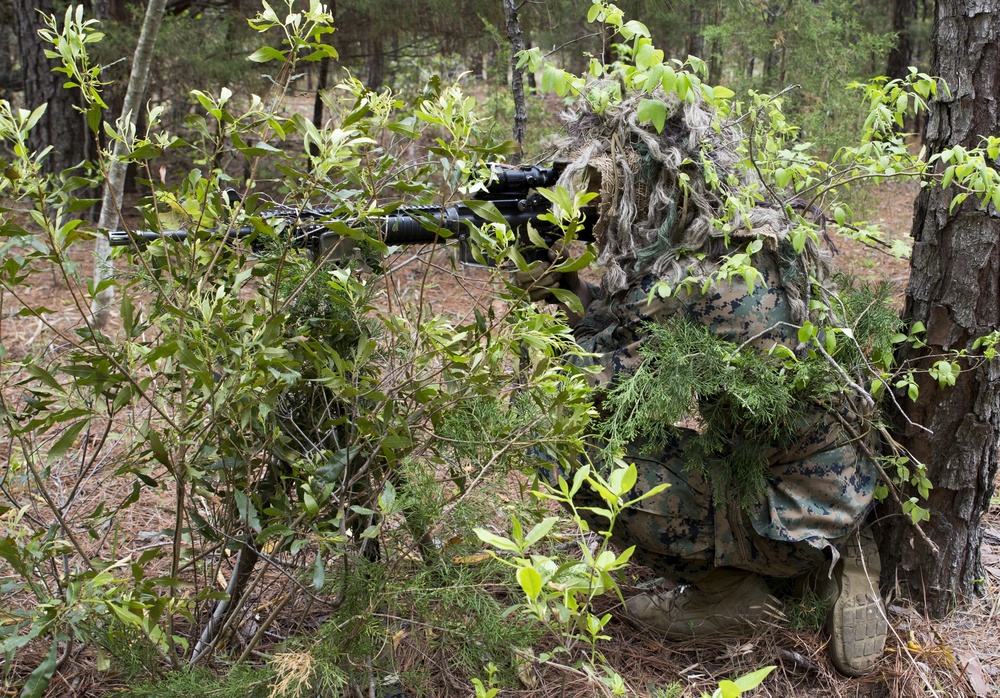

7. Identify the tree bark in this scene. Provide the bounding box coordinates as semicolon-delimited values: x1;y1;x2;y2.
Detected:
92;0;168;328
12;0;91;175
886;0;919;80
502;0;526;165
881;0;1000;618
364;36;384;89
685;3;704;60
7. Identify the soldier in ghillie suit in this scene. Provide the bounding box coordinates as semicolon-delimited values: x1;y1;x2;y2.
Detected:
517;88;888;676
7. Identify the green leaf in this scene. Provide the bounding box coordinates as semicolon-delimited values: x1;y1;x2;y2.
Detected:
378;481;396;513
621;20;650;39
25;364;64;393
462;199;508;226
570;465;590;497
302;489;319;516
824;329;837;354
516;566;543;600
550;287;584;316
637;99;667;133
775;168;792;189
473;528;520;553
715;680;740;698
234;490;262;533
0;537;30;578
610;463;637;496
523;517;559;548
65;197;100;213
359;524;380;539
312;554;325;590
247;46;285;63
797;322;815;344
541;64;563;95
20;640;58;698
732;666;776;691
551;250;595;273
511;516;524;545
941;165;955;189
47;419;89;464
634;42;662;70
146;430;171;468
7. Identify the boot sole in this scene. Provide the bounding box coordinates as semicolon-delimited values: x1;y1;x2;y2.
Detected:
828;529;887;676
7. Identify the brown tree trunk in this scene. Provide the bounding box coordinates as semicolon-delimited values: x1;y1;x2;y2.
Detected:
685;3;704;60
313;57;329;126
91;0;127;22
886;0;919;80
707;0;722;85
365;36;384;89
12;0;91;175
502;0;526;165
881;0;1000;618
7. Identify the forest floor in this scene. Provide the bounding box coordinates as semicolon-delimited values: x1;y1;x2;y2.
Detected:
2;170;999;698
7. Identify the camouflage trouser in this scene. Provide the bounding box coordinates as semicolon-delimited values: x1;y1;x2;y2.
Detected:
574;430;833;585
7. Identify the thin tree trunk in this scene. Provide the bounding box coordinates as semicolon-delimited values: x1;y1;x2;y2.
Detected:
311;0;333;151
92;0;167;329
707;0;722;85
365;36;384;89
886;0;919;80
685;3;704;60
502;0;526;164
313;57;329;126
881;0;1000;618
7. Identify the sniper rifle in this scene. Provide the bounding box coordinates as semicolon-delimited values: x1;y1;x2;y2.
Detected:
108;164;594;263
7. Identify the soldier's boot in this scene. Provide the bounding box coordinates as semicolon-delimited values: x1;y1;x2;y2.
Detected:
823;527;887;676
624;568;780;638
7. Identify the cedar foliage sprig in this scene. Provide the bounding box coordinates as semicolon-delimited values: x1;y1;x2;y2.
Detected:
598;281;899;507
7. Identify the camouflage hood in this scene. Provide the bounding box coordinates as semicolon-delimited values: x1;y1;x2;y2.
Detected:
548;85;827;324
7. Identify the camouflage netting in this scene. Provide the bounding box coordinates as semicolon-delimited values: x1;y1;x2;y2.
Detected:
548;85;829;325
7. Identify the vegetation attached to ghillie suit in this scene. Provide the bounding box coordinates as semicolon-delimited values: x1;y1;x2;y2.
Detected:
546;86;904;507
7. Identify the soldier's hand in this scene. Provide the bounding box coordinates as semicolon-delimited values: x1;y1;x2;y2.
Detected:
513;249;591;326
513;256;565;302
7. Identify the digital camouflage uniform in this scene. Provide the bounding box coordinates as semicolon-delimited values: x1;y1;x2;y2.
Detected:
572;248;878;583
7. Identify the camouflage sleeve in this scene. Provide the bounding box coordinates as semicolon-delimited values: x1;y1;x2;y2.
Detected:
572;249;806;388
571;278;688;389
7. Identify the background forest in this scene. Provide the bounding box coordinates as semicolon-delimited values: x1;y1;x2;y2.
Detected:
1;0;931;165
1;1;998;698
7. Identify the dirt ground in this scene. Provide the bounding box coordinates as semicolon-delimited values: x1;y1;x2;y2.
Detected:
2;176;999;698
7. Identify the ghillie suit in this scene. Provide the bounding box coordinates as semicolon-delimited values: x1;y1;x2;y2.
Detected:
542;86;887;674
549;87;827;327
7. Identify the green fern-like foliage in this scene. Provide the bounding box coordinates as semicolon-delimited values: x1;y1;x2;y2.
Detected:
597;317;836;507
831;275;905;374
597;280;901;508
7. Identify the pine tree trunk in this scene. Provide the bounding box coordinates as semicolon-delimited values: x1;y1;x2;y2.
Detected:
881;0;1000;619
685;4;704;60
886;0;919;80
12;0;91;175
92;0;167;329
365;36;384;89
